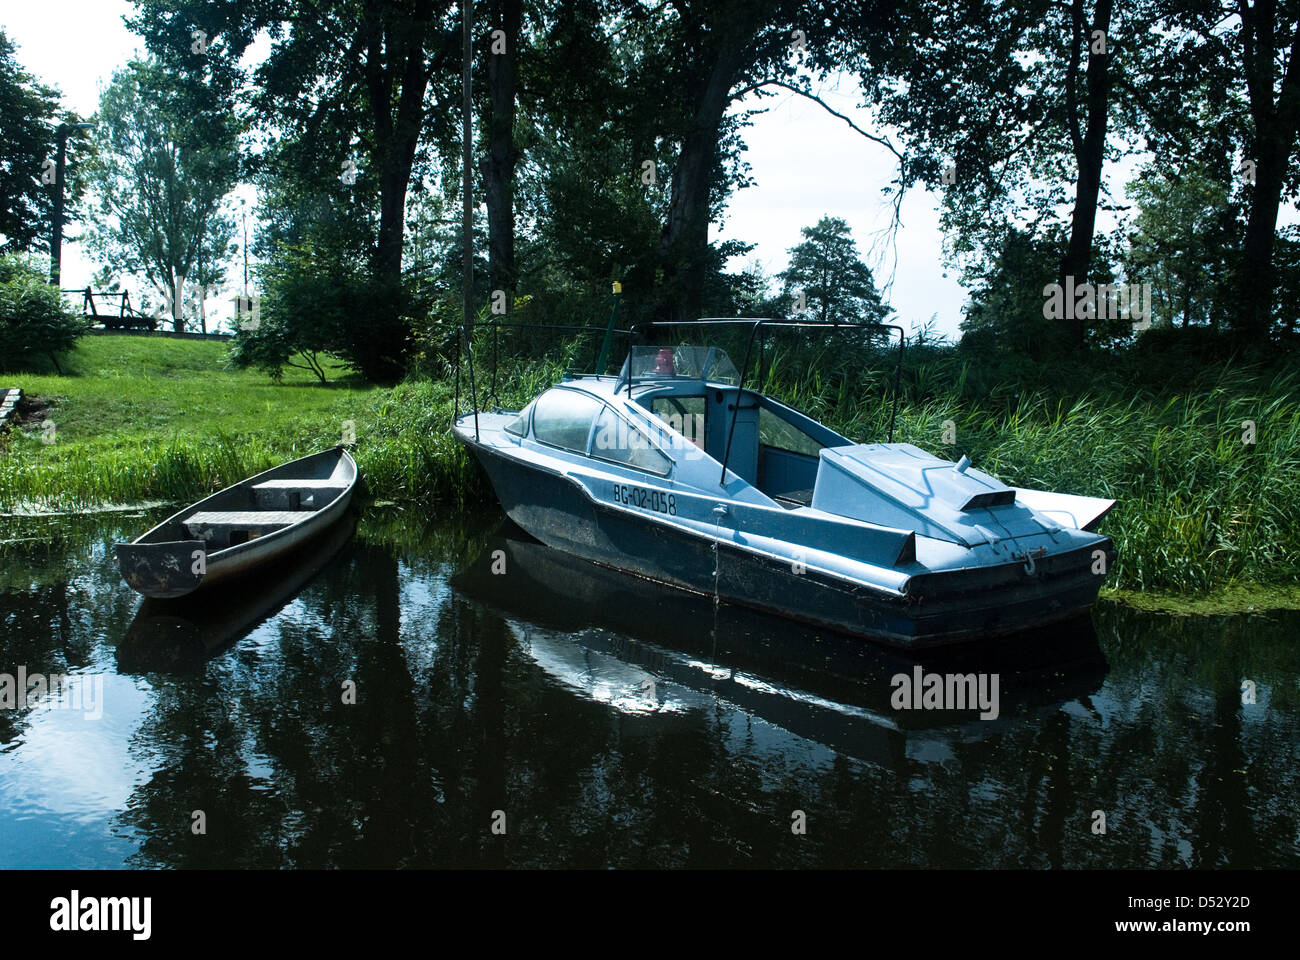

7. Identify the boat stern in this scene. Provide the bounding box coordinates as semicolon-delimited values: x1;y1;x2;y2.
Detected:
896;538;1115;645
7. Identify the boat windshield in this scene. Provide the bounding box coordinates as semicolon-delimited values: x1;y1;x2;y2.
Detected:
619;345;741;385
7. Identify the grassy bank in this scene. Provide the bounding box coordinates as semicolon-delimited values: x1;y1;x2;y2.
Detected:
0;336;482;512
2;334;1298;604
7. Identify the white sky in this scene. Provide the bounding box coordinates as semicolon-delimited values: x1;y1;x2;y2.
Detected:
8;2;1285;340
716;80;967;338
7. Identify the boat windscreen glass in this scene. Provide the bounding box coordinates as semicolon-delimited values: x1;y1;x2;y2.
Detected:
620;345;741;384
759;406;824;457
591;408;672;475
651;397;706;450
532;388;602;452
503;399;535;437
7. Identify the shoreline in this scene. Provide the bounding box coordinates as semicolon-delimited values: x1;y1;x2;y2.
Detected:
3;335;1298;607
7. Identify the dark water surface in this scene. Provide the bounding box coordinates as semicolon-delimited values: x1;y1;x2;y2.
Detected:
1;505;1297;869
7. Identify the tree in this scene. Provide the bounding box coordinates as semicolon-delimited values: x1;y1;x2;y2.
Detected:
0;29;81;254
79;59;237;333
1125;163;1236;329
0;254;89;371
645;0;908;324
506;0;674;327
779;217;891;324
711;256;788;318
525;0;898;325
858;0;1169;350
1229;0;1300;339
1124;1;1300;342
228;241;357;384
130;0;463;380
959;228;1065;361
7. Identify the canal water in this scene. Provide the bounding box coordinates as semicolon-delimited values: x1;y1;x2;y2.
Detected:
1;504;1297;868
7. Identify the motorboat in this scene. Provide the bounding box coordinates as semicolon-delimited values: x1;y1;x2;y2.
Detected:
453;321;1114;647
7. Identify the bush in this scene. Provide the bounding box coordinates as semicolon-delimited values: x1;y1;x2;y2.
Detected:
0;254;89;371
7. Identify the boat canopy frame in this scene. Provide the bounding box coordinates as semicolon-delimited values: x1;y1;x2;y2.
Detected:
454;320;636;441
455;316;905;487
627;319;906;485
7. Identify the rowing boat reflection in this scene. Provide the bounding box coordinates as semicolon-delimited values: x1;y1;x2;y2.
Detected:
116;512;357;674
455;521;1108;765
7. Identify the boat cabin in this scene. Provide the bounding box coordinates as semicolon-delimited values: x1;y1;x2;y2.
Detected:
501;345;851;507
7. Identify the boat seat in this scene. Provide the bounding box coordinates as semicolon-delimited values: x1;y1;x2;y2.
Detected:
249;478;349;510
183;510;303;548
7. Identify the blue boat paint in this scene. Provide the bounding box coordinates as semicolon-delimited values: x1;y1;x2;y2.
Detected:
453;347;1115;647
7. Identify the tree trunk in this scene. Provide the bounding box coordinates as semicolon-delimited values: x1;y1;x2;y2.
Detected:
172;271;185;334
483;0;522;306
361;0;435;380
1239;146;1288;338
1237;5;1300;341
657;22;760;322
367;8;431;287
1057;0;1113;349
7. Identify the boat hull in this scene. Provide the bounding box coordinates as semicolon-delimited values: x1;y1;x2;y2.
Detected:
461;435;1109;648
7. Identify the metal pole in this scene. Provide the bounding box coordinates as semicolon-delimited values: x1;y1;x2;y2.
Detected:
241;200;249;296
49;123;91;288
49;127;68;287
888;329;904;443
461;0;479;440
462;0;474;338
594;281;623;374
719;320;762;486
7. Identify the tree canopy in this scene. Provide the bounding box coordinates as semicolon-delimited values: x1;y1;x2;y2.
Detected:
78;58;238;333
21;0;1296;383
779;216;891;325
0;29;83;255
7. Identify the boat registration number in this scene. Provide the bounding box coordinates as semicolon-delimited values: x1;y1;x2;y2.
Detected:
612;483;676;515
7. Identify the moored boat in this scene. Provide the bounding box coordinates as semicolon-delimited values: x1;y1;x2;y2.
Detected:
114;447;357;599
453;320;1116;648
117;511;357;672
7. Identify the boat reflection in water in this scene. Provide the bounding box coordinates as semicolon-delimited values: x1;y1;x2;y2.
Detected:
116;512;357;674
455;521;1109;766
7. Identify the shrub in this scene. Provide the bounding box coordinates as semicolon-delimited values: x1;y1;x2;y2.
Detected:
0;254;89;371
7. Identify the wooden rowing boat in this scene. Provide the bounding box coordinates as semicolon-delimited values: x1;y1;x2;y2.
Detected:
117;512;357;672
114;446;357;599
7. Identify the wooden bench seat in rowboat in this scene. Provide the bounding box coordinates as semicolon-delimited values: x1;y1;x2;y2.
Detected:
248;478;350;510
184;510;308;548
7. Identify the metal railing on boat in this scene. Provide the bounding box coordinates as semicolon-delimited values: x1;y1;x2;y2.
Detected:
455;315;905;484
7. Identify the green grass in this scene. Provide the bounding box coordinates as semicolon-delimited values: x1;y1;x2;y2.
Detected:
0;336;396;509
4;334;370;439
2;333;1298;605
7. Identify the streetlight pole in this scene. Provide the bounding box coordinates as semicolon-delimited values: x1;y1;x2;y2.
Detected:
49;122;93;288
241;198;249;297
461;0;473;344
